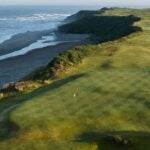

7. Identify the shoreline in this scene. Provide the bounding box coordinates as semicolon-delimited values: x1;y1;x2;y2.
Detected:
0;31;89;60
0;30;55;56
0;33;89;88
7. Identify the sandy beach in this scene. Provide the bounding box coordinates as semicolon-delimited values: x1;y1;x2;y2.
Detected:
0;33;89;88
0;30;54;56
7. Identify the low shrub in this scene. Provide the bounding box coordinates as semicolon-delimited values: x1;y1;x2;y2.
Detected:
105;135;133;146
30;45;96;80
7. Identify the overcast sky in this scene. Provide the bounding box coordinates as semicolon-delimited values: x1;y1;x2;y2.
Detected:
0;0;150;6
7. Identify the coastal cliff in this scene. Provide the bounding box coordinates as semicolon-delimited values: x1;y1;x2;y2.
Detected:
23;8;142;81
0;7;150;150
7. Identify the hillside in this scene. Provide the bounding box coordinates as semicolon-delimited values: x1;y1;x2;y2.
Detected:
0;8;150;150
59;8;141;42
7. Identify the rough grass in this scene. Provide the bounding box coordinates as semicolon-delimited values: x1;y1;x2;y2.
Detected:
0;8;150;150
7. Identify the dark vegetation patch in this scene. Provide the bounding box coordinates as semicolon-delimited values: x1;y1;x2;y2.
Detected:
29;45;96;80
104;135;132;146
0;81;38;94
76;131;150;150
77;131;133;149
59;15;141;43
64;10;98;23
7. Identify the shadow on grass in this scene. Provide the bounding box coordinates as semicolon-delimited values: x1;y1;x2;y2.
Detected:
76;131;150;150
0;73;86;140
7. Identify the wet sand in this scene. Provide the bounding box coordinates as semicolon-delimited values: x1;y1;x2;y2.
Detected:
0;33;89;88
0;30;53;55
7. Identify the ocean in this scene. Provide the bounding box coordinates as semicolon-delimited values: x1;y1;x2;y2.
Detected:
0;5;100;60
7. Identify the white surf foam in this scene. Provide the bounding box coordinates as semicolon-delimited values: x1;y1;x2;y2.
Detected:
0;34;77;61
0;13;71;22
0;13;71;45
0;34;56;60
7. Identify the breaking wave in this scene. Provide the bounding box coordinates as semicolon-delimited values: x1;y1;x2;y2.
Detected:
0;13;71;21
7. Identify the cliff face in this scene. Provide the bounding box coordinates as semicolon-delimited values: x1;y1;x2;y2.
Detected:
59;9;141;43
64;7;111;23
64;10;98;23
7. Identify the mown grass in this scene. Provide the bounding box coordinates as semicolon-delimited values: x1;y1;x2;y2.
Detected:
0;8;150;150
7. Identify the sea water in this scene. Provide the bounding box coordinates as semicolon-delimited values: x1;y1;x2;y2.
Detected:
0;5;100;60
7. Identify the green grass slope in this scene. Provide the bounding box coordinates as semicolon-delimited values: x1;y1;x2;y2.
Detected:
29;8;142;81
0;8;150;150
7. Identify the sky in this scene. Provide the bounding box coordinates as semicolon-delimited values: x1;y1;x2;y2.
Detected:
0;0;150;6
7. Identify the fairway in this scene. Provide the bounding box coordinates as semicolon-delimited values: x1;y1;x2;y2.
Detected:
0;8;150;150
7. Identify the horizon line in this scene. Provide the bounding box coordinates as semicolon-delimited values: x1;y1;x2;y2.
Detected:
0;4;150;6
